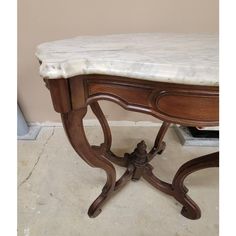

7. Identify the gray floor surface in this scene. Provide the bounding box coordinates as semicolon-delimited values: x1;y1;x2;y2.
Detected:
18;126;219;236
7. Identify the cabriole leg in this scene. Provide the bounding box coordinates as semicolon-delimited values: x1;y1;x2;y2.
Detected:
61;108;117;217
148;121;170;161
172;152;219;219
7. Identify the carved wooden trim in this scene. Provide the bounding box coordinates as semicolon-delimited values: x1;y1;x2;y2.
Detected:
154;91;218;122
82;74;218;127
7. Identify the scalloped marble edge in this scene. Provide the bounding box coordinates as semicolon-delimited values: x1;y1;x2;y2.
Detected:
36;33;219;86
37;59;218;86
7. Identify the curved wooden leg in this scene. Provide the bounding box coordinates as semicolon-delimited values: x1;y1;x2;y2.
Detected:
90;103;170;166
148;121;170;161
114;164;135;191
90;101;129;167
61;108;117;218
90;101;112;151
143;164;173;195
172;152;219;219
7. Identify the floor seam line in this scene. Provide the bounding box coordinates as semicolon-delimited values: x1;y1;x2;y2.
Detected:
18;127;55;188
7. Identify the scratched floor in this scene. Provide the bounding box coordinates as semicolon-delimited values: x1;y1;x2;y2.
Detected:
18;126;219;236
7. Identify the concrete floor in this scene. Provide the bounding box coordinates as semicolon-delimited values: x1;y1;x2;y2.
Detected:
18;126;219;236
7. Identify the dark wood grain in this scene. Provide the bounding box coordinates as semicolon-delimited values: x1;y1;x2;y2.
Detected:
44;74;219;219
90;101;112;151
47;79;71;113
156;93;218;122
85;74;218;126
172;152;219;219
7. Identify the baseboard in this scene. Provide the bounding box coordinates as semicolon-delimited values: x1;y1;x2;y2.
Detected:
29;119;162;127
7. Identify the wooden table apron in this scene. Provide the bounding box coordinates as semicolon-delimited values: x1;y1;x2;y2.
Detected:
44;74;219;219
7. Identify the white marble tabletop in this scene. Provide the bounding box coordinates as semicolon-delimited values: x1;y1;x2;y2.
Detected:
36;33;218;86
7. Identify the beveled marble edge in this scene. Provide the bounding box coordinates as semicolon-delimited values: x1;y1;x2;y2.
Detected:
38;59;218;86
36;33;219;86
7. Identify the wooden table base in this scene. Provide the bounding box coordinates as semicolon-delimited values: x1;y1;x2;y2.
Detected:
45;75;219;219
61;101;219;219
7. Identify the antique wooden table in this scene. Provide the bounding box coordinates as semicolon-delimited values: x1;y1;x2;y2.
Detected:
36;33;219;219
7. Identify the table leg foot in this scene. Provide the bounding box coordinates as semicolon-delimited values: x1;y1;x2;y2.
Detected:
88;196;105;218
172;152;219;219
143;152;219;220
61;109;117;218
88;164;135;217
143;166;201;219
181;205;201;220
